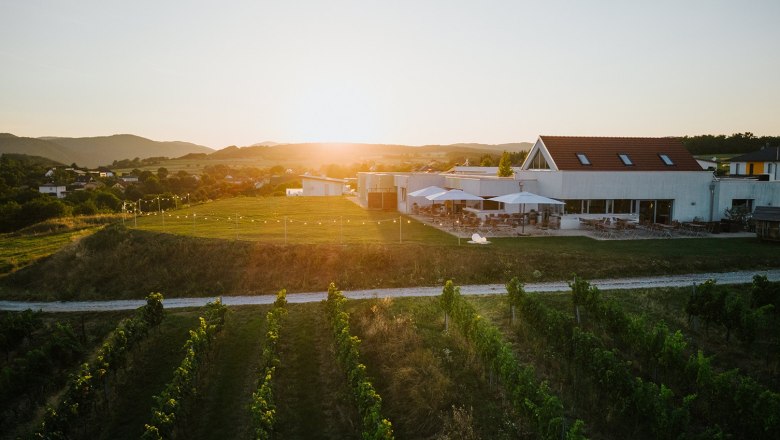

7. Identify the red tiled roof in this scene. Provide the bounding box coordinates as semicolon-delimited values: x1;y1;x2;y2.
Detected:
539;136;703;171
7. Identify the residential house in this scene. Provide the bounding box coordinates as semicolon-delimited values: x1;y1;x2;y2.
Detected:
728;146;780;180
39;183;67;199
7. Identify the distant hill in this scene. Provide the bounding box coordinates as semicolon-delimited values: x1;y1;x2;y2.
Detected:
0;133;84;165
0;152;64;168
208;142;533;167
40;134;213;167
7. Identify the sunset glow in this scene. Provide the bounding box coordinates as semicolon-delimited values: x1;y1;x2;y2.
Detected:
1;1;778;147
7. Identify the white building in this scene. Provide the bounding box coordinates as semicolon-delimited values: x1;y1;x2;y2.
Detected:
358;136;780;228
39;184;67;199
300;175;348;196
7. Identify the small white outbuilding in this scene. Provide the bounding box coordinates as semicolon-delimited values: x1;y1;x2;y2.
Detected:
300;175;348;196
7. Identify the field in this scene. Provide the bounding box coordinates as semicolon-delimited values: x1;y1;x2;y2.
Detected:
3;279;778;439
131;196;449;245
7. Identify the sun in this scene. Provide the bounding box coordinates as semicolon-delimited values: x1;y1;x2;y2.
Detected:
284;79;388;143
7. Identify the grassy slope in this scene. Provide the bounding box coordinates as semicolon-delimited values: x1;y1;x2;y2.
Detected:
3;196;779;301
2;222;779;301
0;227;99;275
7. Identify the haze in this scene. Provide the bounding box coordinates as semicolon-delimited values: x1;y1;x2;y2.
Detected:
1;0;778;148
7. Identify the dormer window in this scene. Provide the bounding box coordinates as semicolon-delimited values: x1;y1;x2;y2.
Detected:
576;153;591;165
659;154;675;166
618;153;634;166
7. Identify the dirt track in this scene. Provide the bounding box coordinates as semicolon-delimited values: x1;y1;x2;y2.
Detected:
2;269;779;313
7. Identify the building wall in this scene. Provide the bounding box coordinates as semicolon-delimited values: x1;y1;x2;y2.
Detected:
715;179;780;217
520;170;715;222
357;172;397;207
39;185;67;199
302;179;344;196
730;161;780;179
394;173;444;213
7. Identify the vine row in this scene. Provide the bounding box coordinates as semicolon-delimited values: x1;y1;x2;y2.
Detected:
251;289;288;439
441;280;587;440
569;276;780;439
326;283;394;440
142;298;227;440
36;292;165;439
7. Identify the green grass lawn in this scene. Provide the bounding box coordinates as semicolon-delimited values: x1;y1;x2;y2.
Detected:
0;227;99;275
131;196;452;245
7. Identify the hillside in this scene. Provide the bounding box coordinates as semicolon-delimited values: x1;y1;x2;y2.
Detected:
41;134;213;167
0;133;84;165
208;141;533;167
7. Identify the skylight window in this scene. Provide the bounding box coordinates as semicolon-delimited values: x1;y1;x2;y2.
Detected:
576;153;591;165
659;154;675;166
618;153;633;166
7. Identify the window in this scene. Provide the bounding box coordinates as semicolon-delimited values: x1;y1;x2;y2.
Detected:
618;153;633;166
564;199;583;214
576;153;591;165
613;199;633;214
659;154;675;166
587;199;607;214
528;150;550;169
732;199;754;212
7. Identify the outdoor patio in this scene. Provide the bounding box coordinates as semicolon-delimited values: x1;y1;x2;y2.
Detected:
409;211;756;241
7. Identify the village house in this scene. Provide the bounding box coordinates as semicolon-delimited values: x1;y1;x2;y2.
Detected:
728;146;780;180
38;183;67;199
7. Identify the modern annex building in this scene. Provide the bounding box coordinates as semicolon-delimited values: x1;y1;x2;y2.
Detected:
357;136;780;229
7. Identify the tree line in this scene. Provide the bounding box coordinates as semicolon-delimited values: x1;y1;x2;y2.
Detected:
682;132;780;155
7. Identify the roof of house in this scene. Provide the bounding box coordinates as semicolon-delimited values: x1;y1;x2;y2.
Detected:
753;206;780;222
300;175;347;184
539;136;703;171
729;147;780;163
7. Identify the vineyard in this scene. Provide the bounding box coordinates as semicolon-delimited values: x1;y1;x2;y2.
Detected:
2;278;779;439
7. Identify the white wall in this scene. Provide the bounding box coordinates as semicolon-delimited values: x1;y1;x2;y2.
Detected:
302;179;344;196
518;170;716;223
716;179;780;217
394;173;444;213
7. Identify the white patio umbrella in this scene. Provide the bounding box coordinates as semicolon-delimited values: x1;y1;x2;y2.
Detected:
426;189;484;201
408;185;446;197
488;191;564;234
425;189;484;217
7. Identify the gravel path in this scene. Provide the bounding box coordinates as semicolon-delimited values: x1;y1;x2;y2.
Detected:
2;269;779;313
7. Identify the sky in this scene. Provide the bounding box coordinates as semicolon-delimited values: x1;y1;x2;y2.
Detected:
1;0;778;149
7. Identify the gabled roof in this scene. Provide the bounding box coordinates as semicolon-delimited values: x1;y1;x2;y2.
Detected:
753;206;780;222
538;136;702;171
729;147;780;163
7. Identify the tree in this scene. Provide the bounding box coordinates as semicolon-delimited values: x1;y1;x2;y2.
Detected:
497;151;513;177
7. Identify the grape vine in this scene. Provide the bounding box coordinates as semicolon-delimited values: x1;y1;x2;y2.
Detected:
326;283;394;440
141;297;227;440
440;280;587;440
251;289;288;439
